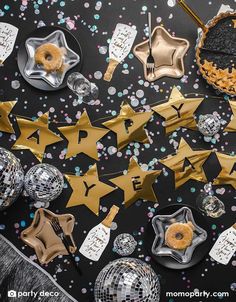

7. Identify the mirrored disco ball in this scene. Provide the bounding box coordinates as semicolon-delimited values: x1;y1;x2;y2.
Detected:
24;164;64;202
113;233;137;256
198;114;221;137
0;147;24;210
94;258;161;302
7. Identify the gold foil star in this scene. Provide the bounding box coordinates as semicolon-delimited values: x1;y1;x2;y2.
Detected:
109;157;161;208
133;26;189;82
65;164;116;215
0;100;17;133
102;102;153;150
21;208;77;264
160;138;211;189
213;152;236;189
12;112;62;162
152;87;204;134
224;101;236;132
58;110;109;160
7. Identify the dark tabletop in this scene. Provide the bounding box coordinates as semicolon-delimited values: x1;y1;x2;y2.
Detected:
0;1;235;302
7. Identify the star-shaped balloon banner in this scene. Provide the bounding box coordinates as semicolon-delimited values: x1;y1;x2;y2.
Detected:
102;102;153;150
213;152;236;189
12;112;62;162
224;100;236;132
152;87;204;134
160;138;211;189
65;164;116;216
58;110;109;160
0;100;17;133
109;157;161;208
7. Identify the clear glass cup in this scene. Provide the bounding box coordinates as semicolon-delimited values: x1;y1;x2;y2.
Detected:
67;72;99;103
196;183;225;218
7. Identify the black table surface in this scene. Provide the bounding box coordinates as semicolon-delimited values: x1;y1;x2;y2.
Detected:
0;1;235;302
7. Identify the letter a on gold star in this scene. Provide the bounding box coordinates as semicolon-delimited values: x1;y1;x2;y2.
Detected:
152;87;204;134
0;100;17;133
102;102;153;150
65;164;116;215
109;157;161;208
160;138;211;189
12;112;62;162
58;110;109;160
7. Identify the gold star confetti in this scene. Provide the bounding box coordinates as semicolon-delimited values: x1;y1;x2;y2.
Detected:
152;87;204;134
224;101;236;132
160;138;211;189
12;112;62;162
233;19;236;28
21;208;77;264
65;164;116;216
0;100;17;133
58;110;109;160
213;152;236;189
109;157;161;208
102;102;153;150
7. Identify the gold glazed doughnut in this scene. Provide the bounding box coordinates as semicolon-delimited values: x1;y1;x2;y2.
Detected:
165;222;194;250
34;43;63;72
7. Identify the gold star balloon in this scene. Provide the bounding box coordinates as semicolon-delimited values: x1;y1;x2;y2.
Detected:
213;152;236;189
224;101;236;132
58;110;109;160
0;100;17;133
102;102;153;150
12;112;62;162
65;164;116;216
160;138;211;189
152;87;204;134
109;157;161;208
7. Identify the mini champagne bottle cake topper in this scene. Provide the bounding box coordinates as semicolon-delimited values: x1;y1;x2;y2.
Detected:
104;23;137;82
79;205;119;261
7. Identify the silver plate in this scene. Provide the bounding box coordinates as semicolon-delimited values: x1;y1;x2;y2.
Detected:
152;206;207;264
24;30;80;88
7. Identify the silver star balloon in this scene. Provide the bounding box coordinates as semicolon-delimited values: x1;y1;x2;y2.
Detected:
24;30;80;88
152;207;207;264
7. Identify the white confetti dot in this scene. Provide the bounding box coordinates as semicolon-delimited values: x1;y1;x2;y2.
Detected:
108;86;116;95
167;0;176;7
136;89;144;98
94;71;103;79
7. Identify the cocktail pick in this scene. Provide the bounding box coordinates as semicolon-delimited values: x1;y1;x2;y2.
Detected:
209;224;236;265
176;0;206;31
0;23;18;64
79;205;119;261
104;23;137;82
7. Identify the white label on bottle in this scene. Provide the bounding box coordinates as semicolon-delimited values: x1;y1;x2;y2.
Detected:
0;23;18;63
209;227;236;265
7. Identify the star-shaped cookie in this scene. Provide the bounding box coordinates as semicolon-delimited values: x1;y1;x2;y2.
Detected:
65;164;116;215
12;112;62;162
160;138;211;189
152;87;204;134
102;102;153;150
109;157;161;207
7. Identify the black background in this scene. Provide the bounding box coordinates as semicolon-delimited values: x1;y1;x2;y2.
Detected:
0;1;235;301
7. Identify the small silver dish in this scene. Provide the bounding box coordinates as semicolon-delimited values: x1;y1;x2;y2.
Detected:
152;206;207;264
24;30;80;88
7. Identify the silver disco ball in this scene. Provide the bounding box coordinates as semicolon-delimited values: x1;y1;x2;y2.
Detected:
198;114;221;137
24;164;64;202
94;258;161;302
113;233;137;256
0;147;24;210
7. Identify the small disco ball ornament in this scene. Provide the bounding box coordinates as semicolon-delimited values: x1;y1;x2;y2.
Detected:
0;147;24;210
24;163;64;203
94;258;161;302
113;233;137;256
198;114;221;137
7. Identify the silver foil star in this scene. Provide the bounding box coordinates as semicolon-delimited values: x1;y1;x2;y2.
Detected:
24;30;80;88
152;207;207;264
